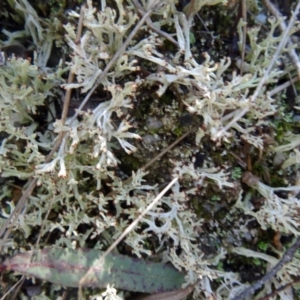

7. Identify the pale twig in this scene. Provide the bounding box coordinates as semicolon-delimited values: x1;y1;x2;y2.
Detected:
0;178;38;251
132;0;179;47
70;1;159;124
143;128;194;170
239;0;247;76
196;13;212;36
79;177;178;288
0;277;24;300
263;0;300;80
105;127;195;198
60;4;84;124
100;177;178;262
232;236;300;300
23;1;87;207
269;76;298;96
257;277;300;300
215;1;300;140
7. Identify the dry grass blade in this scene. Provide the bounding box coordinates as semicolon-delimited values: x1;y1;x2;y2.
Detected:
269;76;298;96
239;0;247;76
69;0;160;123
263;0;300;80
0;277;24;300
78;177;179;296
132;0;179;47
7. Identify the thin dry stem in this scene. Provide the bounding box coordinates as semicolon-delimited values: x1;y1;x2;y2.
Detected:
78;177;179;290
257;277;300;300
132;0;179;47
0;178;39;251
105;128;194;199
70;1;159;123
232;236;300;300
215;1;300;139
0;277;24;300
239;0;247;76
143;128;194;170
269;76;298;96
263;0;300;80
60;5;85;124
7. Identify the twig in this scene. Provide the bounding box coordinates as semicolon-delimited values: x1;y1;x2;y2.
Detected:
143;128;194;170
257;277;300;300
0;277;24;300
232;236;300;300
0;178;39;251
79;177;179;291
263;0;300;80
104;127;195;199
69;1;160;123
269;76;298;96
239;0;247;76
132;0;179;47
60;4;84;124
215;1;300;140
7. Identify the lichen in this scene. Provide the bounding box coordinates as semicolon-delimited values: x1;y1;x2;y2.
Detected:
1;0;300;299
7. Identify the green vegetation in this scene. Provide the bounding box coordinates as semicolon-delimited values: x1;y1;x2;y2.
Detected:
0;0;300;299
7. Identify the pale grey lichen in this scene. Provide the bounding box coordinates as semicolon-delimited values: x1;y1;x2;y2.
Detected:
1;0;300;299
236;178;300;236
